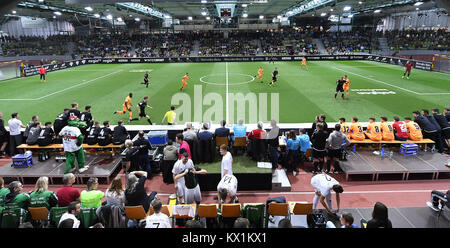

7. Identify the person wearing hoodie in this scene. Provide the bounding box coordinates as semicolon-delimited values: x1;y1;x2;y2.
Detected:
59;116;89;174
26;122;42;145
326;124;350;174
3;181;30;210
162;139;178;184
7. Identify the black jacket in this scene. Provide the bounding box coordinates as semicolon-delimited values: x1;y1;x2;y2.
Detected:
414;116;437;132
433;114;450;129
133;137;151;156
311;130;329;150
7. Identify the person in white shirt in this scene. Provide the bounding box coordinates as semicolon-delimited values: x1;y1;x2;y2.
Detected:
174;152;207;205
8;112;25;155
310;173;344;214
172;153;194;203
220;144;233;177
105;177;125;207
217;174;239;204
145;198;171;228
59;201;81;228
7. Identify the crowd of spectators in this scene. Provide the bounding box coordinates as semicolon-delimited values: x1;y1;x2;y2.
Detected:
322;28;376;54
380;29;449;51
198;31;258;56
133;33;194;58
1;35;72;56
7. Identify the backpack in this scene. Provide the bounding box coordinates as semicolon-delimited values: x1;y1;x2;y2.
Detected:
184;170;198;189
265;196;286;209
307;212;327;228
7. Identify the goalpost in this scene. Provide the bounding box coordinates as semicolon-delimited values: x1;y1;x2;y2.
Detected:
0;60;22;81
431;54;449;73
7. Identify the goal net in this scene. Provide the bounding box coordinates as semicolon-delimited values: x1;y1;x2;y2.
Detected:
0;60;22;81
431;54;449;73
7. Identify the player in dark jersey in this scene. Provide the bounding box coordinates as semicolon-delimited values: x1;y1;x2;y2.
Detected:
268;67;278;86
68;102;81;118
80;106;93;131
53;108;70;137
140;71;150;88
402;60;413;79
334;77;346;100
129;96;153;124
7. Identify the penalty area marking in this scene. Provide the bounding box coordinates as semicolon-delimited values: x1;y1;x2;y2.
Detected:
0;70;122;101
200;72;255;85
333;66;450;95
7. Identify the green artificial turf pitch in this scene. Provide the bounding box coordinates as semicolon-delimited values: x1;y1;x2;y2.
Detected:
0;60;449;126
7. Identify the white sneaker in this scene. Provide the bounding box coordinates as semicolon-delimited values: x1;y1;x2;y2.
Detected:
426;201;439;212
78;166;89;173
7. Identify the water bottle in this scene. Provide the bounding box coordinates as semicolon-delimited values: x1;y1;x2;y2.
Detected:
431;145;436;153
381;148;385;158
352;144;356;153
389;150;393;159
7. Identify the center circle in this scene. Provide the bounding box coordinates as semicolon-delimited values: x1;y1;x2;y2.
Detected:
200;73;255;85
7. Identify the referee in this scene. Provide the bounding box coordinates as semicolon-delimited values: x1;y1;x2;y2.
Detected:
161;106;176;125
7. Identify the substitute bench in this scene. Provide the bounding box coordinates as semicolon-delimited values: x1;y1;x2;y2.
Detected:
17;143;122;156
349;138;435;150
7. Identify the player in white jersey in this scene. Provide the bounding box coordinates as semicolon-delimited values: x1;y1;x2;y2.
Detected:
220;144;233;177
172;153;194;203
174;152;207;205
217;174;239;204
145;199;171;228
310;173;344;214
59;116;89;174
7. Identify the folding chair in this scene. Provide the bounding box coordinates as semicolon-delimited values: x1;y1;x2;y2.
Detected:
49;206;68;227
242;203;265;228
124;206;148;220
267;202;290;228
215;137;229;147
173;204;196;227
289;201;312;228
78;207;99;228
220;203;242;228
198;204;218;218
233;137;247;155
1;208;29;228
148;205;171;217
29;207;49;221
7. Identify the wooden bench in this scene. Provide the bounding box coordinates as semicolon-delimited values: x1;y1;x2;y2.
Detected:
17;143;122;156
349;139;434;150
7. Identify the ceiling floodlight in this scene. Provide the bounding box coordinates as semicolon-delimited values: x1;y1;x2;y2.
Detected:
414;2;423;6
84;7;93;12
343;6;351;11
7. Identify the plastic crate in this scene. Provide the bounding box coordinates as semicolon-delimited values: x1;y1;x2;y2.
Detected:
400;143;418;155
147;130;168;146
12;154;33;168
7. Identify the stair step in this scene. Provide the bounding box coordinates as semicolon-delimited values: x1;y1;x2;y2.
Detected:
272;169;291;191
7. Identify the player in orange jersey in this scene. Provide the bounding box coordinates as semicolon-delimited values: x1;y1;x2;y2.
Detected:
343;75;350;97
404;117;423;141
365;117;382;141
339;117;351;140
254;67;264;83
380;117;394;141
350;117;365;141
113;93;134;122
180;73;190;91
301;57;307;70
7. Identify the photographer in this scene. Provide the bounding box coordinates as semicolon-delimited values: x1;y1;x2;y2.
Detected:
133;131;152;180
123;139;139;173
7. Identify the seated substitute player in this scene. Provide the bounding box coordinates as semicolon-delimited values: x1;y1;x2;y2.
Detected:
392;116;409;141
180;73;190;91
268;67;278;86
141;71;150;88
343;75;350;97
130;96;153;124
334;77;346;100
380;117;394;141
339;118;351;140
365;118;382;141
114;93;134;122
350;117;365;141
254;67;263;83
404;117;423;141
402;60;413;79
217;174;239;205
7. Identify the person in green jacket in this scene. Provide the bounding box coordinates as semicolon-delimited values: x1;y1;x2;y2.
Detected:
0;177;10;207
29;177;58;209
80;177;104;208
3;181;30;210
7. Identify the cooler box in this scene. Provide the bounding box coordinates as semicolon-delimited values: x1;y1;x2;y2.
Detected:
147;130;168;147
400;143;418;155
12;154;33;168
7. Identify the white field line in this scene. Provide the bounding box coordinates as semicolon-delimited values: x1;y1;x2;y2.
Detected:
0;70;122;101
154;189;447;196
333;66;450;95
225;62;229;123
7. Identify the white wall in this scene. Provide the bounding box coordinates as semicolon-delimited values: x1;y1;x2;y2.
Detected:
377;10;449;31
1;17;75;38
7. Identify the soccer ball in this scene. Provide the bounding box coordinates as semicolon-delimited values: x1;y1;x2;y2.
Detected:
25;151;32;156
